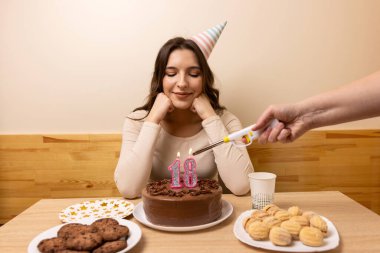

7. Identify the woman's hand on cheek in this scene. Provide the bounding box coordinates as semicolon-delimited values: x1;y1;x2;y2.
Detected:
146;93;173;124
191;94;217;120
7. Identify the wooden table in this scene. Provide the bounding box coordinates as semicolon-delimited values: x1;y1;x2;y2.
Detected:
0;191;379;253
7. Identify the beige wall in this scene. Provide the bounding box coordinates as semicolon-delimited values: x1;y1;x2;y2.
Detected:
1;0;380;134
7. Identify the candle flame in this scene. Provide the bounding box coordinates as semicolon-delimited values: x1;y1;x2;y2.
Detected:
177;152;180;158
189;148;192;155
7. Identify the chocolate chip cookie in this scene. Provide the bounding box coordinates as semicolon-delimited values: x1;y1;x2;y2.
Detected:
97;225;130;241
93;240;128;253
91;218;119;229
37;237;66;253
65;232;103;251
58;223;97;239
56;250;90;253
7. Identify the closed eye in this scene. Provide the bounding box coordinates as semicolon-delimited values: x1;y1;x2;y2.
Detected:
165;71;177;77
189;73;200;77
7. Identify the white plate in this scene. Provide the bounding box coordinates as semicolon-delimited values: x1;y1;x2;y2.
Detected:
233;210;340;252
133;199;233;232
59;199;134;223
28;218;142;253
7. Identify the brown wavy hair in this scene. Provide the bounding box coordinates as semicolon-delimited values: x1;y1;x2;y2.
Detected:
133;37;225;117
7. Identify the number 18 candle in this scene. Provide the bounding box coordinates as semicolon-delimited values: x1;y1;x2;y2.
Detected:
183;148;198;188
168;152;182;188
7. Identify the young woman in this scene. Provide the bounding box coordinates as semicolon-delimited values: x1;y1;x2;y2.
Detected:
114;37;253;198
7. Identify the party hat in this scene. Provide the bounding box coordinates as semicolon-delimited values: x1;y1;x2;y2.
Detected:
191;21;227;59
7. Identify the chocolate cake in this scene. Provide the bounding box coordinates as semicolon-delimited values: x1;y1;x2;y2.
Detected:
142;178;223;226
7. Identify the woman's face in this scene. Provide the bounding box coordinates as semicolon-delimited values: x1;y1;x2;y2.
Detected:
163;49;203;110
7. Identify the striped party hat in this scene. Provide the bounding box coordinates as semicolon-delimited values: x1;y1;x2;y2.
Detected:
191;21;227;59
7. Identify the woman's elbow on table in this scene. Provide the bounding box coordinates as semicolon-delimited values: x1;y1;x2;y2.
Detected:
228;182;250;196
115;182;142;199
114;175;143;199
222;164;252;196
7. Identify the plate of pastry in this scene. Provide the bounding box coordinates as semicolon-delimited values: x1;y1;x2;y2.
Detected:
59;199;134;223
28;217;141;253
133;199;233;232
233;205;340;252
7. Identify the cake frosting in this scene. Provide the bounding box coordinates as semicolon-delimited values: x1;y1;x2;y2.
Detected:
142;178;222;226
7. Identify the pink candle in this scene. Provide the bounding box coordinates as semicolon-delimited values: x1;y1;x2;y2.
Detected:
183;148;198;188
168;152;182;188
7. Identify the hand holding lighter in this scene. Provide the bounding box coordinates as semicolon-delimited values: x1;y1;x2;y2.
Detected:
192;119;279;156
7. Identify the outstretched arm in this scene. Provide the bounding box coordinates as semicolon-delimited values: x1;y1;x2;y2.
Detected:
253;70;380;143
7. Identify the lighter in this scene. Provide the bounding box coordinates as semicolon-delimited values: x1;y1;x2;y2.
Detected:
192;119;279;156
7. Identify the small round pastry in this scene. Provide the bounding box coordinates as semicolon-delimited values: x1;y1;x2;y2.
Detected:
262;216;282;229
262;204;280;215
269;227;292;246
262;204;279;212
242;216;251;229
302;211;317;221
267;206;281;215
274;210;291;221
247;222;269;241
288;206;303;216
299;227;324;247
244;218;260;231
310;215;328;236
290;215;310;227
251;209;270;220
280;220;302;239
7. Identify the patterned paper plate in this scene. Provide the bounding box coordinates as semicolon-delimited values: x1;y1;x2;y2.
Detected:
59;199;134;223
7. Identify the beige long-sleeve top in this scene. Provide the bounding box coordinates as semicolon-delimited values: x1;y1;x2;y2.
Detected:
114;110;254;199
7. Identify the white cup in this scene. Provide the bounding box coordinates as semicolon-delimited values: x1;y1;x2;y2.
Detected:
248;172;276;209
